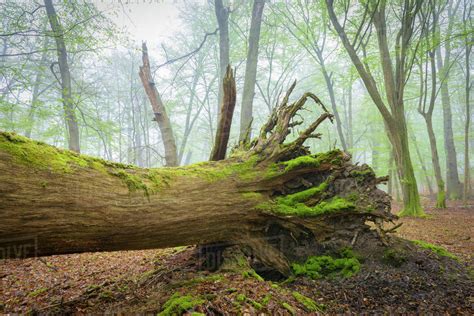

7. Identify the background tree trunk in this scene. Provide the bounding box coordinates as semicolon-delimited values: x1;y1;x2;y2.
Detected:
214;0;230;122
139;42;178;167
44;0;80;153
239;0;265;142
435;0;463;199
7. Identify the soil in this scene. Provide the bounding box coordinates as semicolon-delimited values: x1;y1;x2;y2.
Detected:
1;200;473;314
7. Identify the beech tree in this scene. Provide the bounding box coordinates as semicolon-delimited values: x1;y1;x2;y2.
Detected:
326;0;425;216
239;0;265;142
44;0;80;153
0;87;394;274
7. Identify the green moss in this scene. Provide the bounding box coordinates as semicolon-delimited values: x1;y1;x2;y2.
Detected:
277;182;328;205
350;168;374;179
436;190;446;208
292;253;361;279
28;287;48;297
241;192;263;199
292;291;324;312
261;294;272;306
0;132;131;175
111;169;149;196
281;302;296;315
236;294;246;302
281;150;343;173
382;248;407;267
249;298;263;310
242;269;264;282
261;195;355;217
412;240;458;260
158;293;204;316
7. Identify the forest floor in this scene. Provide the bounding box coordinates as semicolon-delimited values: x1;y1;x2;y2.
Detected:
1;200;473;314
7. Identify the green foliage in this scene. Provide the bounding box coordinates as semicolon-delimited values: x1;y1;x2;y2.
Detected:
158;293;204;316
412;240;458;260
291;291;324;312
291;251;361;279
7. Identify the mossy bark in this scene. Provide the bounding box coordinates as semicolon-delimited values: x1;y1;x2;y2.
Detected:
0;88;395;275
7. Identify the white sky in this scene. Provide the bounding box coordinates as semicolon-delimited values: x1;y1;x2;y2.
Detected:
94;0;183;46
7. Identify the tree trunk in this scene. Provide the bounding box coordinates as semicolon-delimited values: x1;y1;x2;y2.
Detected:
44;0;80;153
210;65;236;161
463;3;472;204
139;42;178;167
214;0;230;122
319;59;348;152
0;87;394;276
435;0;463;199
239;0;265;142
326;0;424;216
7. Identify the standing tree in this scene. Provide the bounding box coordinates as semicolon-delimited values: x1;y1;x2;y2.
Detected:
275;1;348;152
214;0;230;114
139;42;178;167
462;0;472;204
239;0;265;142
435;0;463;199
44;0;80;153
416;3;446;208
326;0;425;216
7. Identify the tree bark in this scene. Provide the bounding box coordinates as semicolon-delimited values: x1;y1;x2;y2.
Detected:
44;0;80;153
463;1;472;204
326;0;424;216
435;0;463;199
139;42;178;167
0;87;393;275
214;0;230;122
239;0;265;142
210;65;236;161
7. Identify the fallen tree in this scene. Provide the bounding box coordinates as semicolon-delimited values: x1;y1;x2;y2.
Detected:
0;84;395;275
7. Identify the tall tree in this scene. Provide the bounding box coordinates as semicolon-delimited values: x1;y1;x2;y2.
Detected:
435;0;463;199
276;1;348;151
139;42;178;167
417;3;446;208
462;0;472;204
239;0;265;142
326;0;425;216
214;0;230;114
44;0;80;153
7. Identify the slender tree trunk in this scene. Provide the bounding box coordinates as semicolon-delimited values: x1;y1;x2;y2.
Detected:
411;133;434;197
418;48;446;208
139;42;178;167
463;3;472;204
239;0;265;142
320;65;348;151
44;0;80;153
435;1;463;199
214;0;230;121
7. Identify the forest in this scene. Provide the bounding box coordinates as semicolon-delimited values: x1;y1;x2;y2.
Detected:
0;0;472;314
